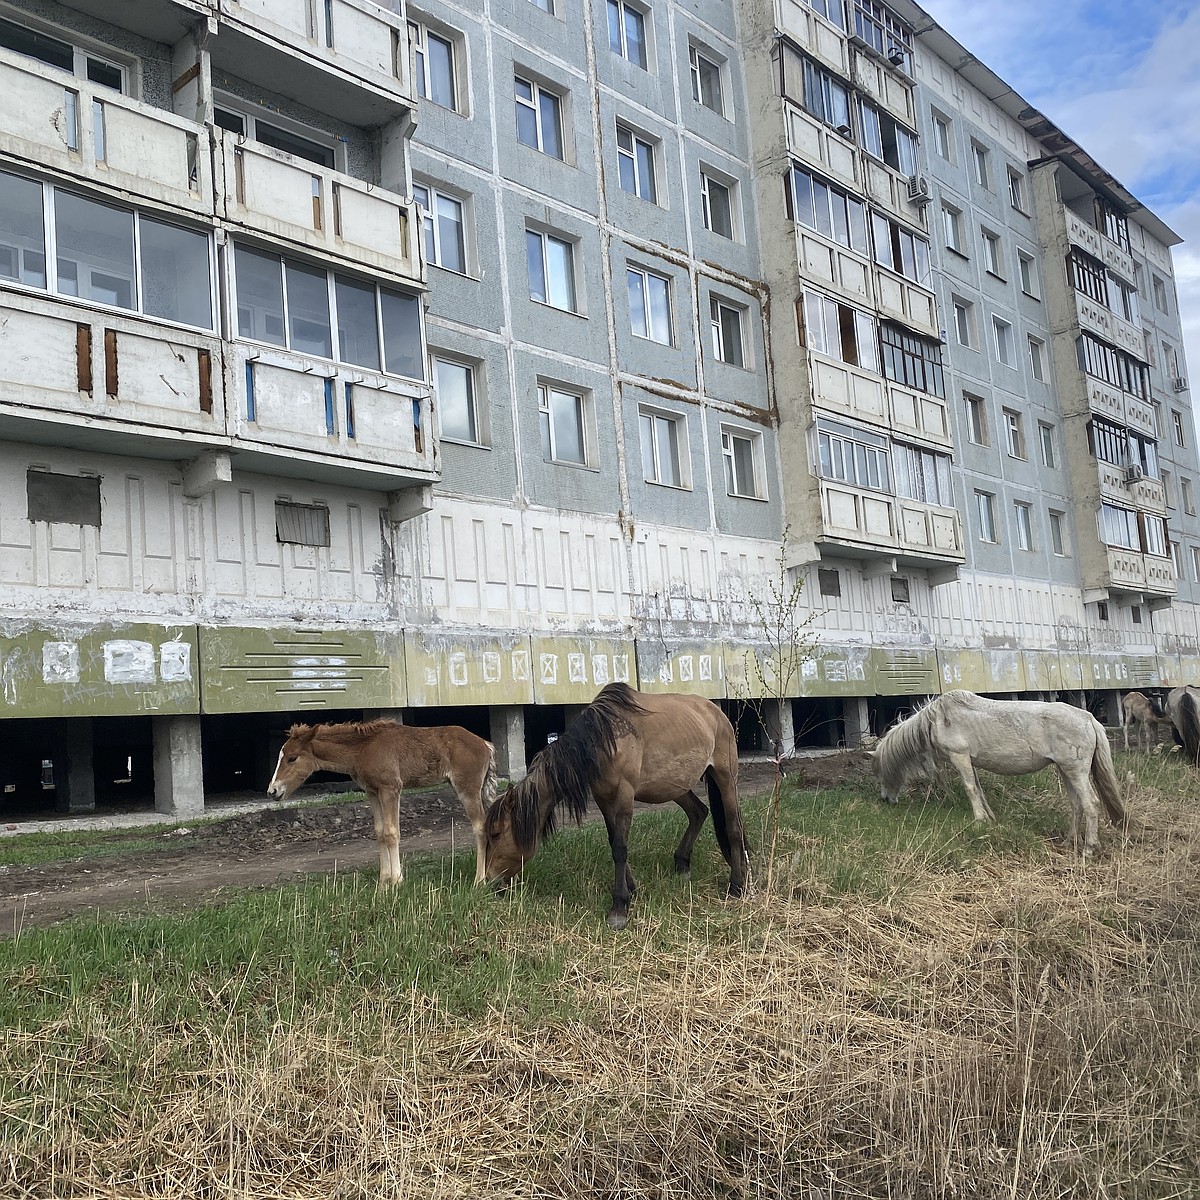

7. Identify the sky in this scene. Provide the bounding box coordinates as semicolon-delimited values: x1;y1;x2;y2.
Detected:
918;0;1200;393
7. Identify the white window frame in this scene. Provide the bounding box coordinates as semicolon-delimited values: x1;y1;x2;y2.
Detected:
514;74;565;160
1192;544;1200;582
931;109;953;161
952;297;974;349
689;43;725;116
408;18;460;112
607;0;649;69
638;404;689;489
1018;250;1039;298
1007;166;1026;212
627;264;672;344
615;122;658;203
710;296;747;368
1049;509;1069;557
1013;501;1033;551
214;94;342;170
975;489;998;543
412;181;469;275
1003;407;1025;459
970;140;990;189
722;426;767;499
700;168;737;240
538;380;594;467
1173;409;1187;447
526;226;578;312
993;316;1015;368
0;10;133;95
432;353;485;445
942;203;965;255
1039;421;1056;468
981;227;1003;277
1027;334;1046;382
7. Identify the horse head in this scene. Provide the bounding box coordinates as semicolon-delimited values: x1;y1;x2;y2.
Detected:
482;780;535;889
267;724;318;800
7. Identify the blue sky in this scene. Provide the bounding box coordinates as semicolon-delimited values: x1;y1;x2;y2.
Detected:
919;0;1200;388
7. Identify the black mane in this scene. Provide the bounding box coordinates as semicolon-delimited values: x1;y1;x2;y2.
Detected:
500;682;645;851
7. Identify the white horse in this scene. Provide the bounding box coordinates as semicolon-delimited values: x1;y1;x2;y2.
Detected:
1165;685;1200;764
869;691;1126;857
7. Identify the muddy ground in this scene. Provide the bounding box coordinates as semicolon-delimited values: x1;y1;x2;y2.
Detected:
0;752;869;935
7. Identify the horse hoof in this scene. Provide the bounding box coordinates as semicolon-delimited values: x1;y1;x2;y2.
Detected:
673;857;691;875
607;913;628;931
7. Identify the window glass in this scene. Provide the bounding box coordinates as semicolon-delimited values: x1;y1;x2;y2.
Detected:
254;120;334;168
541;386;586;464
54;190;134;309
0;170;47;289
282;260;330;357
0;15;74;71
235;244;285;344
141;216;212;329
335;275;381;370
381;287;422;378
435;357;476;442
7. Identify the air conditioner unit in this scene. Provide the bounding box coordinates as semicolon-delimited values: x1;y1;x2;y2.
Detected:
1173;376;1188;392
906;174;931;204
1124;463;1146;484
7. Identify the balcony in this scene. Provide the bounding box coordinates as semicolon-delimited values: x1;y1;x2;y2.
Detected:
216;131;420;284
786;105;859;192
0;50;210;216
818;480;964;564
1097;461;1167;515
794;228;872;306
1064;205;1136;283
889;382;951;449
1105;548;1175;598
1074;291;1145;359
874;267;937;338
214;0;412;125
777;0;849;75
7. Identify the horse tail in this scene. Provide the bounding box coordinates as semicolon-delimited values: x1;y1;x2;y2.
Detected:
704;767;732;861
1178;690;1200;765
482;742;498;810
1089;718;1128;829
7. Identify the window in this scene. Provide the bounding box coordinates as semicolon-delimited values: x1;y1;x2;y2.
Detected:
1027;335;1046;382
1018;251;1038;297
871;211;929;283
1127;432;1159;479
1049;509;1068;556
789;166;869;254
538;382;590;466
526;228;577;312
881;323;944;396
1144;514;1168;558
4;173;214;328
804;292;879;373
965;393;988;445
690;45;724;115
952;298;974;349
1173;409;1187;447
1067;249;1108;306
412;183;466;274
1100;502;1139;550
942;203;965;255
275;502;331;547
1003;408;1025;459
1153;275;1168;314
433;356;480;444
1039;421;1056;468
530;0;555;11
818;568;842;597
1163;469;1175;508
1192;544;1200;582
627;265;672;344
1007;167;1025;211
1013;501;1034;551
970;140;990;189
214;104;335;168
722;427;765;498
805;0;846;28
616;123;657;203
992;317;1014;368
1087;418;1128;468
1077;332;1149;399
859;100;918;175
639;406;686;487
1170;545;1183;580
607;0;647;68
1162;340;1180;381
893;443;953;505
852;0;913;74
1097;601;1109;622
515;75;564;160
981;228;1003;277
409;20;458;111
700;170;735;239
1109;277;1139;324
0;14;126;92
817;419;890;492
710;298;746;367
802;58;851;130
931;110;953;160
975;490;998;542
1095;198;1131;252
1184;477;1196;516
26;470;101;527
890;576;911;603
234;243;421;375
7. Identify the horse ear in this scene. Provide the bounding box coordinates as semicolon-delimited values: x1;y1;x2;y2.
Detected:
287;723;315;743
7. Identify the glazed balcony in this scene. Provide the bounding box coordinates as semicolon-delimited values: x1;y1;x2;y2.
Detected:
1064;204;1136;283
216;130;420;284
1082;374;1157;440
874;266;938;339
818;480;964;564
1096;461;1167;515
1105;548;1175;598
1075;290;1145;359
0;49;210;216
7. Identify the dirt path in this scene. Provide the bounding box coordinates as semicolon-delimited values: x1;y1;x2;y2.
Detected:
0;755;862;935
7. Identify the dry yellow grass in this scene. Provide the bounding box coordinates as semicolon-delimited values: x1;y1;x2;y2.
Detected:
4;757;1200;1199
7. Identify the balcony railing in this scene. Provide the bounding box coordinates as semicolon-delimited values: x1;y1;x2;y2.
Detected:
1074;291;1145;359
1064;205;1136;283
0;51;209;215
818;479;964;562
216;130;419;282
1106;547;1175;597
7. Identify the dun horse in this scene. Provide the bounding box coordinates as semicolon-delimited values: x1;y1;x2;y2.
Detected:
267;721;496;886
1165;685;1200;764
869;690;1126;857
483;682;750;929
1121;691;1172;752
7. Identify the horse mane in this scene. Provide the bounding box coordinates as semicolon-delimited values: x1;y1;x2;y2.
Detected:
874;692;948;788
289;719;397;744
503;682;646;852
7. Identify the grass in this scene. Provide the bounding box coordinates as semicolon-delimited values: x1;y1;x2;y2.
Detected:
1;749;1199;1198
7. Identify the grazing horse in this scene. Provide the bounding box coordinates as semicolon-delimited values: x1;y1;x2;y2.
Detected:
267;720;496;886
869;691;1126;857
1121;690;1172;752
483;682;749;929
1165;686;1200;764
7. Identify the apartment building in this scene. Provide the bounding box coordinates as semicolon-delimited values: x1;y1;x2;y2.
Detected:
1;0;1197;818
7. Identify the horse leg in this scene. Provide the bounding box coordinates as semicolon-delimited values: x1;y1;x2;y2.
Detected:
368;789;403;887
945;751;995;822
672;789;709;876
1061;768;1100;858
598;792;636;930
451;779;488;886
707;763;750;898
1122;716;1130;753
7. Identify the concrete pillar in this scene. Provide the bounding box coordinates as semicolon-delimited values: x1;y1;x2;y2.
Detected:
762;699;796;758
1098;691;1121;728
153;715;204;818
842;697;871;748
54;718;95;814
490;705;527;782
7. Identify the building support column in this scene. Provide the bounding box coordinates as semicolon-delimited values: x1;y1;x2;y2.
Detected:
54;718;95;814
1098;691;1122;728
762;699;795;758
153;715;204;818
842;697;871;748
490;705;526;783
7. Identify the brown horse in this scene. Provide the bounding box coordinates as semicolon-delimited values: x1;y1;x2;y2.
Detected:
483;683;749;929
1121;691;1172;752
267;720;496;886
